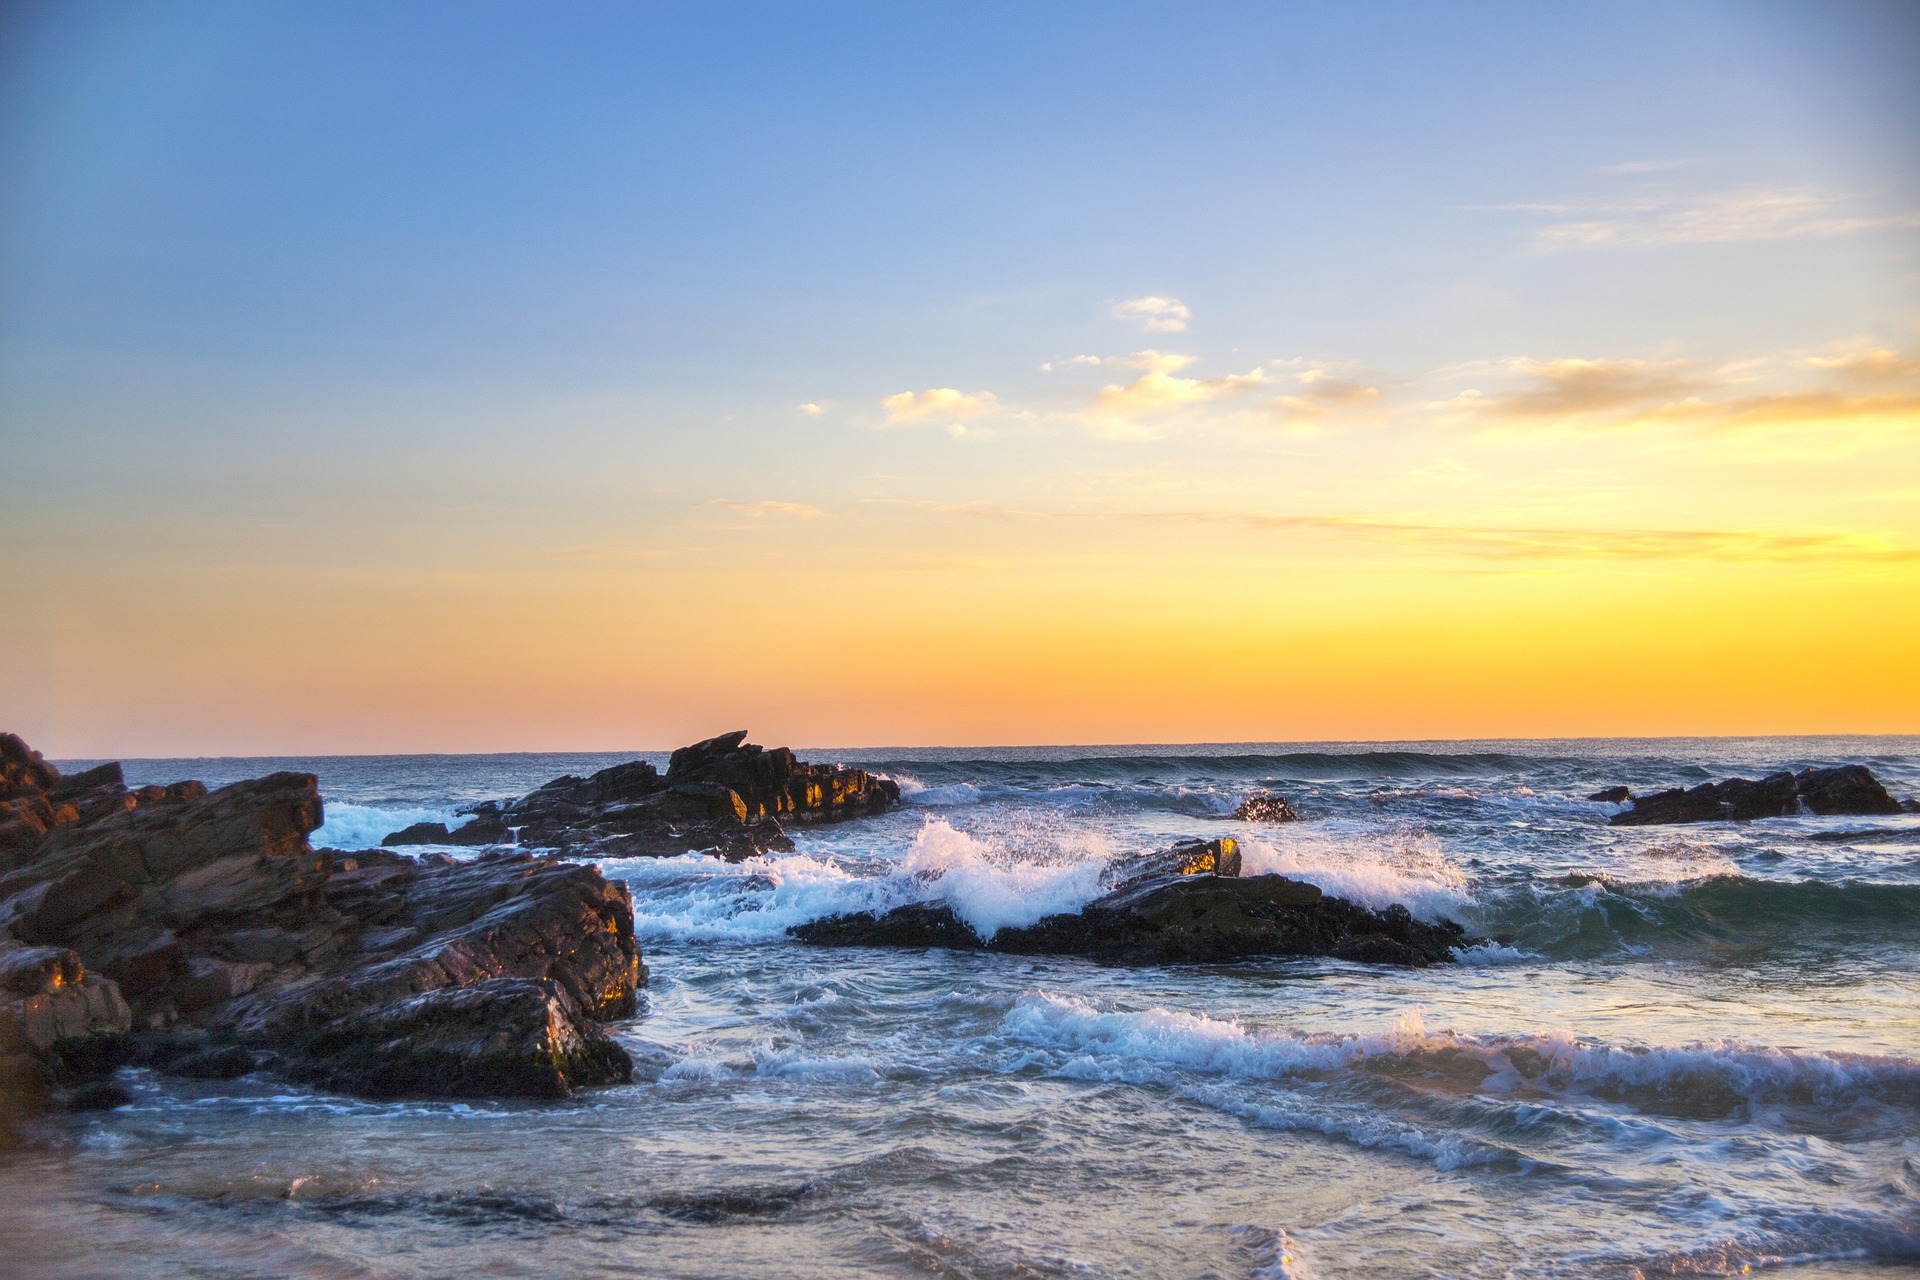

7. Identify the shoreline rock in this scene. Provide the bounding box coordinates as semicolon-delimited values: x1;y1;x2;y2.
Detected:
0;733;644;1143
493;730;900;861
791;836;1467;967
1609;765;1905;826
1233;794;1299;823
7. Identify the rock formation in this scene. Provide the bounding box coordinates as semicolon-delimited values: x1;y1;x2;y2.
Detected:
1586;786;1631;804
791;836;1466;966
1233;793;1299;822
0;733;643;1144
1609;765;1905;826
462;730;901;861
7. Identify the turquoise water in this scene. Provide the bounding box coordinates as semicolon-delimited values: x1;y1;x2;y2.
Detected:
4;737;1917;1278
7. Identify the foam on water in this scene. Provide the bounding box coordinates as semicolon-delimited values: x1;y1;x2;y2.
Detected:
1237;827;1472;922
1001;995;1920;1110
311;801;459;851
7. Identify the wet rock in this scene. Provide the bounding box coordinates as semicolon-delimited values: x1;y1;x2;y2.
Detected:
0;733;646;1128
792;837;1465;966
1233;794;1299;823
382;821;453;846
59;1080;132;1111
287;977;631;1100
381;815;511;848
1610;765;1904;826
1587;786;1632;804
161;1044;257;1080
501;730;899;861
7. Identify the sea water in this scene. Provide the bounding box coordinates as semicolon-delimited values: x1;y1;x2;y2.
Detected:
3;737;1916;1278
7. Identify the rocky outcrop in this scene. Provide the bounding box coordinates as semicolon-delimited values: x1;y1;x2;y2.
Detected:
0;734;645;1142
496;730;900;861
381;816;511;847
1234;794;1299;822
1610;765;1905;826
791;836;1466;967
1587;786;1631;804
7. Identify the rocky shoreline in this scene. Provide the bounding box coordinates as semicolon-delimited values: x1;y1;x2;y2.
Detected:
0;733;641;1145
24;732;1899;1145
388;730;900;861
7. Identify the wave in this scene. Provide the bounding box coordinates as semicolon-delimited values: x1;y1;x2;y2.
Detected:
1238;830;1471;922
311;801;460;851
1479;874;1920;959
1001;996;1920;1112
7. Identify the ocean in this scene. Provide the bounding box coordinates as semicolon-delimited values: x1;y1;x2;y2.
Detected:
4;736;1917;1279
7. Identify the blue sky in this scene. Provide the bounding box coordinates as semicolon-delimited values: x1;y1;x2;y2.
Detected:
4;2;1917;753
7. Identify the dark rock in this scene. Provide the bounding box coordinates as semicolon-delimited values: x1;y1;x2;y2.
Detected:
162;1044;257;1079
1611;765;1904;826
502;730;899;861
382;815;512;848
59;1080;132;1112
0;732;646;1130
1233;794;1299;823
382;822;451;847
792;838;1465;967
286;977;630;1100
1587;786;1631;804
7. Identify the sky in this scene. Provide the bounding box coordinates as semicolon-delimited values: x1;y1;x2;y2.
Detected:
2;0;1917;756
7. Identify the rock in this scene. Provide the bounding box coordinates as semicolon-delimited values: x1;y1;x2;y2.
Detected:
161;1044;257;1080
382;822;452;846
1233;794;1299;823
0;733;647;1133
1587;786;1631;804
381;815;511;848
286;977;631;1100
59;1080;132;1111
792;838;1465;967
1610;765;1904;826
501;730;899;861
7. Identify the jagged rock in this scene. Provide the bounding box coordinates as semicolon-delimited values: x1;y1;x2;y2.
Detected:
1234;794;1299;823
792;837;1465;967
381;815;511;848
1587;786;1631;804
501;730;899;861
1610;765;1904;826
0;733;646;1142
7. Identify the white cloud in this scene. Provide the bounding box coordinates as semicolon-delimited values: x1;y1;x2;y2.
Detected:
796;402;824;416
880;387;1002;425
1112;295;1191;333
1093;355;1265;417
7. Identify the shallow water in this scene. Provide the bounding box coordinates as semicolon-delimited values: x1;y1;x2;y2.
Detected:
6;737;1919;1278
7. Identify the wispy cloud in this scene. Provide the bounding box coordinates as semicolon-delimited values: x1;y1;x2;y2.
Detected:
1157;510;1920;564
1112;295;1191;333
1462;358;1711;418
704;499;825;519
1444;348;1920;434
1271;367;1384;419
796;402;825;416
880;387;1002;425
1518;186;1919;252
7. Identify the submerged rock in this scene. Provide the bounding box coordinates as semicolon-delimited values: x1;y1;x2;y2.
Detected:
791;836;1465;966
502;730;899;861
1610;765;1904;826
0;733;645;1141
1233;794;1299;823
